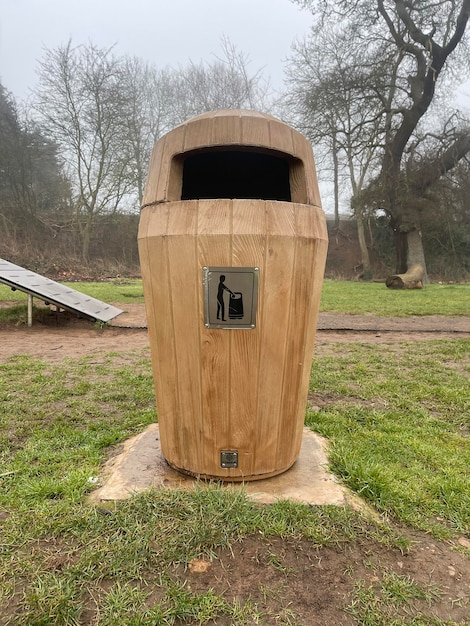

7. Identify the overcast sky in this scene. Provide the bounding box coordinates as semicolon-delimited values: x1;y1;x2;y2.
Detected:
2;1;468;105
0;0;313;102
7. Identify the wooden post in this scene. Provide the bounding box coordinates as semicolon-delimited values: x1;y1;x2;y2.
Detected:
27;294;33;327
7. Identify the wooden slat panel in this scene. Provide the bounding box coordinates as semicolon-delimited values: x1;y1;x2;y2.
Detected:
277;208;316;462
231;199;266;258
138;206;179;463
166;202;201;470
142;203;169;239
211;111;242;146
197;200;232;477
268;120;295;155
253;202;296;475
197;199;232;235
167;201;199;235
295;204;328;241
266;199;296;237
142;135;166;206
137;204;151;242
294;206;329;429
160;124;186;201
183;117;213;153
291;130;322;207
229;200;267;477
289;158;308;205
240;114;270;147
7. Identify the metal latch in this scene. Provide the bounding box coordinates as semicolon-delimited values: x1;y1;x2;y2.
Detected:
220;450;238;468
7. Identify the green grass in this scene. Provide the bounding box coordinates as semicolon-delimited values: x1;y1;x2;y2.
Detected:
1;279;469;319
307;339;470;539
319;280;470;316
0;278;144;307
0;275;469;624
67;279;145;303
346;571;441;625
1;339;469;623
0;303;34;325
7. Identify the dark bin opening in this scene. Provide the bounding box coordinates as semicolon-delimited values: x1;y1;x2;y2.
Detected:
181;150;291;201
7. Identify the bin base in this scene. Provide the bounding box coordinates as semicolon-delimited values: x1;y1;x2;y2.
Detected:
88;424;349;507
164;458;296;483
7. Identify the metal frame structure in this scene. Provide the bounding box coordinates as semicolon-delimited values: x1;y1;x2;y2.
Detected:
0;259;123;326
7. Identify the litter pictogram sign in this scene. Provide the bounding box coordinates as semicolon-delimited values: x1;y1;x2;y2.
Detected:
203;266;259;329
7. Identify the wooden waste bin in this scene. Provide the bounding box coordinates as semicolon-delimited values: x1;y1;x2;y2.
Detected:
138;109;328;481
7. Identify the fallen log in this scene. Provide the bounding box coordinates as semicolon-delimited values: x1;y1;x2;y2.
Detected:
386;264;424;289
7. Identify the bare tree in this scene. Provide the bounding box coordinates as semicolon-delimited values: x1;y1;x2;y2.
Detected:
166;38;272;124
118;58;178;207
375;0;470;279
118;39;271;204
284;28;387;277
288;0;470;281
35;41;135;260
33;39;271;261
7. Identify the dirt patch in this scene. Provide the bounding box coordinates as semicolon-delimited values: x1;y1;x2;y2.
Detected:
176;533;470;625
0;303;468;364
0;323;150;364
2;530;469;625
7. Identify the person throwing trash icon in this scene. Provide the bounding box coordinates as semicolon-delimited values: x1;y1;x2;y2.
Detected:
216;275;234;321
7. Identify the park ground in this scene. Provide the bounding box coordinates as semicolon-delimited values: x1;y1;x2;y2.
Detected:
0;303;469;624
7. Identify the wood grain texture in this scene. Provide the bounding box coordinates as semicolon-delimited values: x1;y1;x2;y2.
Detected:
138;109;328;480
142;109;320;206
230;201;266;478
291;130;322;206
197;200;232;477
139;200;327;480
138;204;177;459
141;135;165;206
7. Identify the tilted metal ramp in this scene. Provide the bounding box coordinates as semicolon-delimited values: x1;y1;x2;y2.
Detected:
0;259;123;326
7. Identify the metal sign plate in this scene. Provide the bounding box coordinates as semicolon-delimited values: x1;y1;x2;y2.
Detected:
203;266;258;329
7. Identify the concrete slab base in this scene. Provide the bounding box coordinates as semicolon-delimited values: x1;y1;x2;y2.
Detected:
89;425;351;506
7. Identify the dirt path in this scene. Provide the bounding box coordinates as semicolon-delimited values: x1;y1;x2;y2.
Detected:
0;303;468;363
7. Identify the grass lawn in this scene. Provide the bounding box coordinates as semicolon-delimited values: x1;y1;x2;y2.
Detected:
0;337;469;624
0;279;469;623
320;279;470;316
0;278;469;320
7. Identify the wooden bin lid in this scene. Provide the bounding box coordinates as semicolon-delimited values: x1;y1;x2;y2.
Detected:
142;109;321;208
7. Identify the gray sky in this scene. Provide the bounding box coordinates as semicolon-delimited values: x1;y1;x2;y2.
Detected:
0;0;312;101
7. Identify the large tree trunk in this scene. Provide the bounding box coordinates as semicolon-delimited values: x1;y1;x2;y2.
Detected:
395;228;429;284
406;228;428;283
393;225;408;275
356;212;372;280
392;224;428;284
79;212;94;261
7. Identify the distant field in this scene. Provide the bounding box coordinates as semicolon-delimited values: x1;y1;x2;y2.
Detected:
319;279;470;316
0;278;469;317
